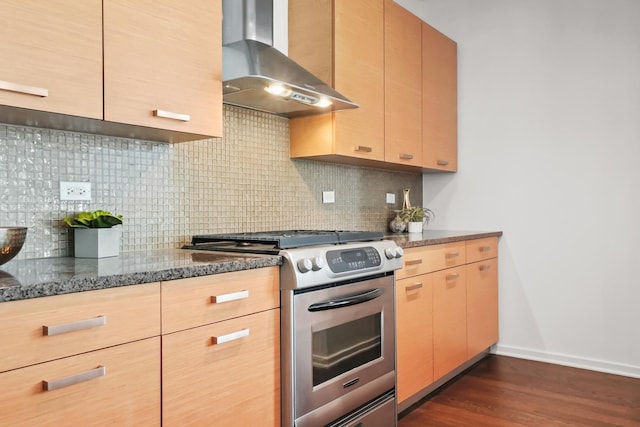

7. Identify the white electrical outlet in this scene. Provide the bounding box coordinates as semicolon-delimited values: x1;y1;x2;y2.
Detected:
322;191;335;204
386;193;396;204
60;181;91;201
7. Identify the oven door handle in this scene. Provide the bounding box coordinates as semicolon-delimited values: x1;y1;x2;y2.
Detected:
307;288;384;312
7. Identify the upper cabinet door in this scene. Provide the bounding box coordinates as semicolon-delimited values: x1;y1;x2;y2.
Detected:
422;22;458;172
0;1;102;119
103;0;223;138
289;0;384;162
333;0;385;161
384;0;423;167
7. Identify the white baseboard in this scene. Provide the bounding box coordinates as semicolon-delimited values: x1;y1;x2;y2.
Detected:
493;344;640;379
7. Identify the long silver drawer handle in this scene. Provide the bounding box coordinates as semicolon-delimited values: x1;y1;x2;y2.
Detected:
43;315;106;336
437;160;449;166
354;145;373;153
405;259;423;266
43;366;106;391
399;153;414;160
211;290;249;304
445;252;460;258
446;273;460;280
479;246;492;252
479;265;492;271
153;109;190;122
212;328;250;345
405;283;423;291
0;79;48;97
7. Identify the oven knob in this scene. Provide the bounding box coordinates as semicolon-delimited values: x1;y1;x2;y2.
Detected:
311;256;325;271
394;247;404;258
297;258;313;273
385;247;397;259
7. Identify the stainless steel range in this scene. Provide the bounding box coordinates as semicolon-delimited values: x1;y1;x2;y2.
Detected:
185;230;404;427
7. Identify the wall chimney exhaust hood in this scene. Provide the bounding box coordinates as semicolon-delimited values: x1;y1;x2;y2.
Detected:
222;0;358;117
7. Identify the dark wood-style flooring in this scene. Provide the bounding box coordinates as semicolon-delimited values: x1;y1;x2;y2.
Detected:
398;355;640;427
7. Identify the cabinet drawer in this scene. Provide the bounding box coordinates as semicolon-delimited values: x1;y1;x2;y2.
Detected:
161;267;279;333
466;237;498;263
0;283;160;373
0;337;161;426
162;309;280;426
396;242;466;280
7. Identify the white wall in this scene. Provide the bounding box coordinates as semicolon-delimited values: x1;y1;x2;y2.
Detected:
396;0;640;377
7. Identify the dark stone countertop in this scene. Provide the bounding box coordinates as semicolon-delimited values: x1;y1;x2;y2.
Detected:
0;249;282;303
385;229;503;249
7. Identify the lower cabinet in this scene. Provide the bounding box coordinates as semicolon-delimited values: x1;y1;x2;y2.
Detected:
162;309;280;426
395;273;433;403
432;266;467;380
0;337;161;426
396;237;499;408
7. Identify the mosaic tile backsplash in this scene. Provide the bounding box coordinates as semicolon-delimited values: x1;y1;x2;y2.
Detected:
0;105;422;260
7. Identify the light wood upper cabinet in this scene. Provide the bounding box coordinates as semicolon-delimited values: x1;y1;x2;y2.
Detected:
422;22;458;172
103;0;222;137
384;0;423;167
0;0;102;119
289;0;385;162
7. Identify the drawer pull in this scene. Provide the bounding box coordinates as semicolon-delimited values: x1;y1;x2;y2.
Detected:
211;290;249;304
437;160;449;166
479;265;492;271
446;273;460;280
153;109;190;122
445;252;460;258
405;283;423;291
43;366;106;391
0;79;48;97
479;246;492;252
212;328;250;345
405;259;423;266
399;153;414;160
354;145;373;153
43;315;106;336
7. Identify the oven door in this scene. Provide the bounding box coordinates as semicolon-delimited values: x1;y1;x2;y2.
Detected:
293;274;396;423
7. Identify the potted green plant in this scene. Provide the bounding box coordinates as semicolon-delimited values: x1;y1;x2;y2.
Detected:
400;207;435;233
64;210;123;258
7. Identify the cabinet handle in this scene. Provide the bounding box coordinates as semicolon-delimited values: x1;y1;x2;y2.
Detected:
211;290;249;304
0;79;48;97
354;145;373;153
479;265;492;271
405;283;423;291
437;160;449;166
446;273;460;280
479;246;492;252
212;328;250;345
153;109;190;122
42;366;106;391
43;315;106;336
445;252;459;258
399;153;414;160
405;259;423;266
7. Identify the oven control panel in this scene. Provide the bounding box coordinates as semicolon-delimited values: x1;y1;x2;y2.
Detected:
280;240;404;289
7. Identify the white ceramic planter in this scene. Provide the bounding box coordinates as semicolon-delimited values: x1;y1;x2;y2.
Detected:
407;221;423;233
74;227;121;258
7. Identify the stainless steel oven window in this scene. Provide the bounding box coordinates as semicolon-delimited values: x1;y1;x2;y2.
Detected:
312;312;382;386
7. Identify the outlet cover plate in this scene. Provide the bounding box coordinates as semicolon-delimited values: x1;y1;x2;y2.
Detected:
60;181;91;201
322;191;335;204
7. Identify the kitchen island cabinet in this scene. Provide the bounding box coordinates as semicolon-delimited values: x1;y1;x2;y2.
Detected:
0;283;161;426
161;267;281;426
393;234;500;412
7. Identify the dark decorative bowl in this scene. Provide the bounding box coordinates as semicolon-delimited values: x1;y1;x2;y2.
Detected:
0;227;27;265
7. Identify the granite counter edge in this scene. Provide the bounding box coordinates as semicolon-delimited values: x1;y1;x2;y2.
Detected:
386;230;503;249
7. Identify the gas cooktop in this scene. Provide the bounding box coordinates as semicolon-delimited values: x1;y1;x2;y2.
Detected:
184;230;385;254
